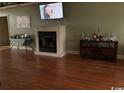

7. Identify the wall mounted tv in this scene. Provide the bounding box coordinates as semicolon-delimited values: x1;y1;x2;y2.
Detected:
39;2;63;20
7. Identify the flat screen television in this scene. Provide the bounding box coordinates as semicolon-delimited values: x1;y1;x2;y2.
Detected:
39;2;63;20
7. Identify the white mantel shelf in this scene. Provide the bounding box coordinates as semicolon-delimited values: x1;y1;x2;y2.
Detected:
34;25;66;57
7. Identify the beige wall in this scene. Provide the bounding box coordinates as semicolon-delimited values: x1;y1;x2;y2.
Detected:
64;3;124;55
0;3;124;54
0;17;9;46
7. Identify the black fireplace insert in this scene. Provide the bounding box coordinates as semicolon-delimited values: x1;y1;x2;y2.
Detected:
38;32;57;53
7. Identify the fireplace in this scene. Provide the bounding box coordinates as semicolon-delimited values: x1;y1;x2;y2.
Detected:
34;26;66;57
38;32;57;53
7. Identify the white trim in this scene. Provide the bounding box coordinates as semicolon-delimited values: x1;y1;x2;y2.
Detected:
10;46;32;50
117;55;124;59
67;50;80;55
67;50;124;59
0;3;37;10
9;47;124;59
34;51;66;57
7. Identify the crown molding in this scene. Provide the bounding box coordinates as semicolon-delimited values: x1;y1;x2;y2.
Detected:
0;3;38;10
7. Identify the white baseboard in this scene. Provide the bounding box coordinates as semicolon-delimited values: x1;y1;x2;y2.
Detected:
11;46;33;50
67;50;124;59
117;55;124;59
67;51;80;55
10;47;124;59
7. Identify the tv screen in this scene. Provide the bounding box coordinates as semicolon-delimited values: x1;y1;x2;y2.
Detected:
39;2;63;20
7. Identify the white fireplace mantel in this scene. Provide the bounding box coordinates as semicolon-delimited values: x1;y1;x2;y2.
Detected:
34;25;66;57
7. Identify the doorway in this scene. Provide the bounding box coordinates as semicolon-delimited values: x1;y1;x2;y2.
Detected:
0;16;10;50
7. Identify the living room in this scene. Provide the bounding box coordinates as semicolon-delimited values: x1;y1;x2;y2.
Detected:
0;2;124;91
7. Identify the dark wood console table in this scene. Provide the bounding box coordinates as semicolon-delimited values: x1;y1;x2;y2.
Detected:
80;40;118;62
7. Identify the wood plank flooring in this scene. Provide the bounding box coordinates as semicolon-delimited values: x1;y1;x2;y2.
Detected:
0;49;124;89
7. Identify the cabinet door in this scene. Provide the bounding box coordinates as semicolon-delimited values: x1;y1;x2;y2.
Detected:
101;48;115;60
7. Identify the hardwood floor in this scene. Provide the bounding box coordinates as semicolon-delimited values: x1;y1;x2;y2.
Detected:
0;49;124;89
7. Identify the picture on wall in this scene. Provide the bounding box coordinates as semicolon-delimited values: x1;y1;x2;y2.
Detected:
17;16;30;28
